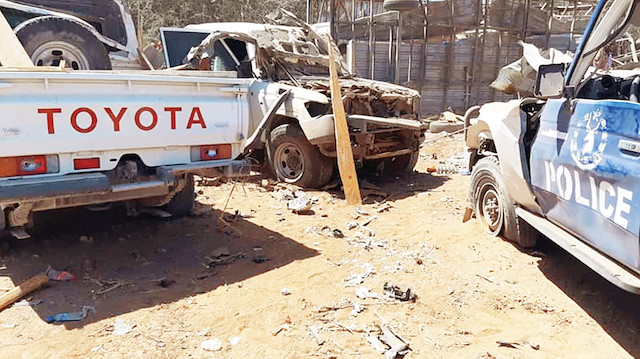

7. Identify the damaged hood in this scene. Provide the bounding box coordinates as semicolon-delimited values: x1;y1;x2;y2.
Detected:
185;10;351;80
291;77;421;119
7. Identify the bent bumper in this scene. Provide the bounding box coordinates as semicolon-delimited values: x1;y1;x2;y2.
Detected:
0;159;249;204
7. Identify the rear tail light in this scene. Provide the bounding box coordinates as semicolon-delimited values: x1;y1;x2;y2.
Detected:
74;157;100;170
0;155;59;178
191;144;232;162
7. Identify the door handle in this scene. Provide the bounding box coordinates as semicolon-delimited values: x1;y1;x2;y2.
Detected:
619;139;640;155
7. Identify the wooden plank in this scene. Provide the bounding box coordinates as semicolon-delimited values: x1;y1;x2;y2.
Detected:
327;36;362;206
0;10;33;68
0;273;47;311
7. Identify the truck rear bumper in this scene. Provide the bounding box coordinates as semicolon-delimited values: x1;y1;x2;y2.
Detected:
0;159;248;204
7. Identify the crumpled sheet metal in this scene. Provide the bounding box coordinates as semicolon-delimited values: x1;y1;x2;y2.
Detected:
295;77;420;118
491;41;573;96
186;10;350;77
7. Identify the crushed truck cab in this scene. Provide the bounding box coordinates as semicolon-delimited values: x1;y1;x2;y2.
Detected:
465;0;640;293
160;10;427;187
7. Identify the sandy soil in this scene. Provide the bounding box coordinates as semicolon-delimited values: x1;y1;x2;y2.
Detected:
0;134;639;359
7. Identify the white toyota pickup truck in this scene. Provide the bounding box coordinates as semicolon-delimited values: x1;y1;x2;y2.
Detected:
0;10;425;239
0;69;254;238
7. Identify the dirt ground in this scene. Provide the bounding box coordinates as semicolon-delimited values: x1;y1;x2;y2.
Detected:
0;134;639;359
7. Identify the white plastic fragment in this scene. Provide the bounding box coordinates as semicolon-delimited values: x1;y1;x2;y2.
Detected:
201;338;223;351
356;286;378;299
112;319;134;336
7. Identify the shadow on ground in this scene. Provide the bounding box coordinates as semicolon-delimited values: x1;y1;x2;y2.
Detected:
320;170;451;203
524;238;640;357
0;204;318;329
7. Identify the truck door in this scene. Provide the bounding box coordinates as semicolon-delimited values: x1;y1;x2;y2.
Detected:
529;99;640;272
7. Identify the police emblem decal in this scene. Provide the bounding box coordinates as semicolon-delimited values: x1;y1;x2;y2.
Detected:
570;108;608;170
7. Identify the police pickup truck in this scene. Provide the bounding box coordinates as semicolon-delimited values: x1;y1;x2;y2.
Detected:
466;0;640;293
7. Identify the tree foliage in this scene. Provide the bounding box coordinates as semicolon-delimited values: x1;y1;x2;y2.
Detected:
122;0;306;45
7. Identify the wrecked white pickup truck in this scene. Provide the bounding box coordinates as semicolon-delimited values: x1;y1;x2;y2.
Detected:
466;0;640;293
160;10;426;187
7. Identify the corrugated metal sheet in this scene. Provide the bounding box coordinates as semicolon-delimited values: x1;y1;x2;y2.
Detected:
353;31;525;115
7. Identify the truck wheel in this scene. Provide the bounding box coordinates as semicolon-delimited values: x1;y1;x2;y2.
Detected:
267;124;334;188
163;175;195;217
470;157;537;248
385;150;419;173
15;16;111;70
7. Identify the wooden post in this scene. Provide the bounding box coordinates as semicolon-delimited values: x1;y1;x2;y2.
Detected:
327;36;362;206
369;0;374;79
0;10;33;67
0;273;48;311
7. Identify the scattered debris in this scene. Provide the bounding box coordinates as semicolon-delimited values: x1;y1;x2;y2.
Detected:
46;267;78;281
496;340;539;350
272;323;291;336
476;273;496;284
344;273;368;287
46;305;95;323
85;276;128;295
362;216;377;227
112;319;135;336
344;264;374;287
228;336;242;346
355;207;370;216
253;256;270;263
197;328;211;336
307;325;325;345
223;210;244;223
287;192;313;213
476;352;497;359
12;299;41;307
201;338;223;351
281;287;291;296
355;286;378;299
206;251;245;268
367;334;388;354
351;303;365;316
346;222;359;230
378;325;411;359
497;340;520;349
383;282;417;302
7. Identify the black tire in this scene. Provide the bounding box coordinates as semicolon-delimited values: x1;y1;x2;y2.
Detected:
429;121;464;134
15;16;112;70
470;157;538;248
267;124;334;188
385;150;419;173
163;175;195;217
383;0;421;11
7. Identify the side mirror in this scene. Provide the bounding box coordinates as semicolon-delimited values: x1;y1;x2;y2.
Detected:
535;64;566;98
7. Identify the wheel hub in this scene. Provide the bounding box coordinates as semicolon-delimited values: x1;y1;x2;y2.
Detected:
481;189;502;230
30;41;91;70
274;143;305;182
